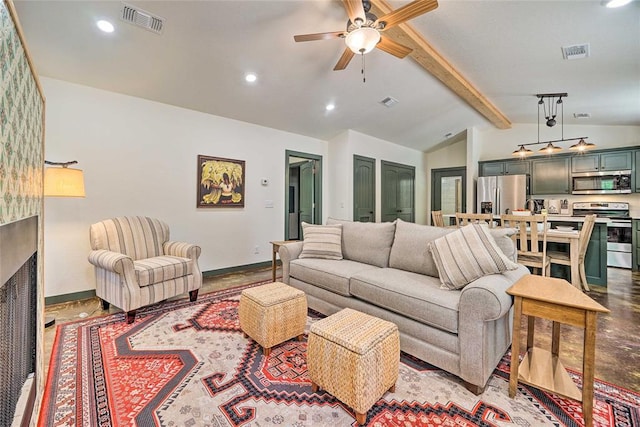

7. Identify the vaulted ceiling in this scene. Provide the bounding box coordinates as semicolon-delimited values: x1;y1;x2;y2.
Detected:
13;0;640;151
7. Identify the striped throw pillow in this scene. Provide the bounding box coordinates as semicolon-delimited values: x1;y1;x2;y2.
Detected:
299;223;343;260
428;224;519;290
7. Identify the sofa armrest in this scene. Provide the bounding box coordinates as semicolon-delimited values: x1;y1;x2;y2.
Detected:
278;242;304;284
163;241;201;260
457;265;530;389
88;250;134;275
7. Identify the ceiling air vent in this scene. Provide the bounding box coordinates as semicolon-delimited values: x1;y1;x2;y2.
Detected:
121;3;164;34
561;43;590;60
380;96;399;108
574;113;591;119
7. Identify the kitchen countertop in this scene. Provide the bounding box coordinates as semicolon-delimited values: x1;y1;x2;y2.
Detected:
545;215;611;223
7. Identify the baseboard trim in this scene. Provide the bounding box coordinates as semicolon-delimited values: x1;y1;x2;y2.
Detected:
45;261;272;306
202;261;271;278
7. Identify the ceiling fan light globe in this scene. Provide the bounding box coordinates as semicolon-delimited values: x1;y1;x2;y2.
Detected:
345;27;380;54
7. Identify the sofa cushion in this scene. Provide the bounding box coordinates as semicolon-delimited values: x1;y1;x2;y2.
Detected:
488;227;518;262
388;219;454;277
326;218;396;268
350;268;461;334
290;258;380;296
299;223;343;260
134;255;193;287
429;224;520;290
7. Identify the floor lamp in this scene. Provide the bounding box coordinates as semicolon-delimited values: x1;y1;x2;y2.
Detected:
43;160;86;327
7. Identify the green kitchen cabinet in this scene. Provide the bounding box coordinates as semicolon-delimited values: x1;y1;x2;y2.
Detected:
549;221;607;286
480;160;530;176
531;157;570;195
635;151;640;192
633;219;640;271
571;151;632;173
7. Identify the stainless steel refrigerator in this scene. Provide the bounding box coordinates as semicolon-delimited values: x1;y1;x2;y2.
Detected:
476;175;527;215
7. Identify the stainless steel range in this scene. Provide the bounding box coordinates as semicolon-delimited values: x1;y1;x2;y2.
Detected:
572;202;632;269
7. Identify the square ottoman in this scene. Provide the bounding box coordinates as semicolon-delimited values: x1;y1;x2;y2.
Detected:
239;281;307;356
307;308;400;425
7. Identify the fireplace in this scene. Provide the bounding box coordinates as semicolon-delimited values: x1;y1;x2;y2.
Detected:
0;216;38;426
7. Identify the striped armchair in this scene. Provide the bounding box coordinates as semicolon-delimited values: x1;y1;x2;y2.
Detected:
88;216;202;323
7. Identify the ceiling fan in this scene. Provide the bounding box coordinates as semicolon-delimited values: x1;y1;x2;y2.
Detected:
294;0;438;71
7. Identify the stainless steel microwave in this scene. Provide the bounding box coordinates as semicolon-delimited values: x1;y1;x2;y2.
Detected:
572;170;632;194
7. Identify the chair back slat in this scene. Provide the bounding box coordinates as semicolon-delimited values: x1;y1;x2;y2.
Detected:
578;214;597;260
500;214;549;276
432;210;445;227
455;212;493;228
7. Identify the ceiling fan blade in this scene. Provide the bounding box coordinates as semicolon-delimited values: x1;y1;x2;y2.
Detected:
376;0;438;30
342;0;366;24
334;48;355;71
294;31;345;42
376;36;412;58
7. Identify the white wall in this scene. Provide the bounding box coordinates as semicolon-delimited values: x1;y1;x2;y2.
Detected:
327;130;428;224
476;123;640;161
43;78;328;297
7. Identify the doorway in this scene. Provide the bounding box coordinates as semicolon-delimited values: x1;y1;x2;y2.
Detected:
285;150;322;240
381;161;415;223
431;167;466;225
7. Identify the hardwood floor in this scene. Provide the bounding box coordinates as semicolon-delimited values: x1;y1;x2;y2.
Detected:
43;266;640;393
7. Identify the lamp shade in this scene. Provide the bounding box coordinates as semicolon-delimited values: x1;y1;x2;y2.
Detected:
345;27;380;54
44;167;85;197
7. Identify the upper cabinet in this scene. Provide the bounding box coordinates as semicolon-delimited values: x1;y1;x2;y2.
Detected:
531;157;571;195
635;150;640;192
480;160;530;176
571;151;632;173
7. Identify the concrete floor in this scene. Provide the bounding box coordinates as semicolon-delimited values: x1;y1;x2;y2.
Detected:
43;265;640;393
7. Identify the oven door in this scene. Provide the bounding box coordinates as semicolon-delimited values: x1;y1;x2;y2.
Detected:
607;220;632;268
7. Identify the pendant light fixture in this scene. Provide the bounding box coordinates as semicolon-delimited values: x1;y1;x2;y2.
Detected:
513;93;594;157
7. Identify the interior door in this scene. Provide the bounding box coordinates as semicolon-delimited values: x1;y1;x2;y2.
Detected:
299;161;314;229
381;161;415;223
353;155;375;222
432;167;466;225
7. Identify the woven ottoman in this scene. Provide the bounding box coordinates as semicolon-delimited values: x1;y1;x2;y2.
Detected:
238;281;307;357
307;308;400;425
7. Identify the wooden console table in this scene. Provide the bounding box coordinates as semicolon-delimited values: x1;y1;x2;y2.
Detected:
270;240;296;282
507;275;609;427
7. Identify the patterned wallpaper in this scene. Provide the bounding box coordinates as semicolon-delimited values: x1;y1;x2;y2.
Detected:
0;0;44;225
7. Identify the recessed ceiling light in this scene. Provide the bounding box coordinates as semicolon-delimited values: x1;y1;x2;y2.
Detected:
96;20;115;33
245;73;257;83
604;0;632;8
325;103;335;111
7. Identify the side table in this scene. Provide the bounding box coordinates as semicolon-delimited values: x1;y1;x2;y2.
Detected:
269;240;296;282
507;275;609;427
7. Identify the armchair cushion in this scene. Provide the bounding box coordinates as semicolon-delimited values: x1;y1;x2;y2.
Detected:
134;255;193;287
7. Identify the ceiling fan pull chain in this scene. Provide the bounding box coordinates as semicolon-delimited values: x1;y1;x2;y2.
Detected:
361;52;366;83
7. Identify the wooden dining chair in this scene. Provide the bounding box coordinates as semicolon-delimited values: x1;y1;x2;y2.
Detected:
500;214;550;276
432;210;445;227
547;214;596;292
455;212;494;228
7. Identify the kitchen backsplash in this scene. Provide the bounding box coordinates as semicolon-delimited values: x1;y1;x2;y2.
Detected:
534;193;640;217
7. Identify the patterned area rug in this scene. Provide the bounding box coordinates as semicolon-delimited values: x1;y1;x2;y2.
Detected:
40;282;640;427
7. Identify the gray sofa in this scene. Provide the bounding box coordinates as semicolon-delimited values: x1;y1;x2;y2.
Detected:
279;218;529;393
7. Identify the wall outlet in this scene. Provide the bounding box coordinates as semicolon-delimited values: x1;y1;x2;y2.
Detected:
254;245;260;254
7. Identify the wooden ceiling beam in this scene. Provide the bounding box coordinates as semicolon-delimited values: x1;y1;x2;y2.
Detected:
370;0;512;130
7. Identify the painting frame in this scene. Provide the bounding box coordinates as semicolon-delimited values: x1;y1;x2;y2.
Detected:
197;155;245;208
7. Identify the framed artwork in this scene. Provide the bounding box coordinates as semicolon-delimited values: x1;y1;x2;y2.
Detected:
197;155;245;208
